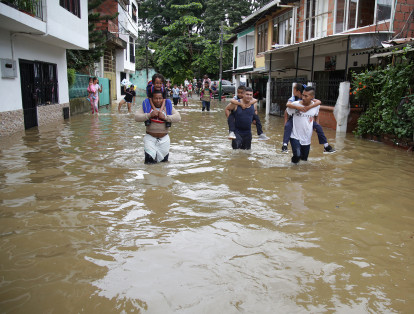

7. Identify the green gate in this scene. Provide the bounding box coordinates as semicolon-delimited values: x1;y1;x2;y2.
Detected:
98;77;110;106
69;74;111;107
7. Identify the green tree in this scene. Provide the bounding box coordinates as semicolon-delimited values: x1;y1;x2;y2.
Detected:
137;0;271;80
151;3;205;82
203;0;255;41
67;0;118;74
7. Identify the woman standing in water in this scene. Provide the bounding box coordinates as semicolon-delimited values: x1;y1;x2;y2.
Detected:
92;77;102;114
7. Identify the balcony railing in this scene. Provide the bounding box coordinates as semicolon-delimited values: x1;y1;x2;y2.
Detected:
1;0;43;20
238;49;254;68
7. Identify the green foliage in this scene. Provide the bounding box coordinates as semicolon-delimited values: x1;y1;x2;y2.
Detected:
137;0;267;81
351;47;414;139
67;68;76;88
66;0;118;74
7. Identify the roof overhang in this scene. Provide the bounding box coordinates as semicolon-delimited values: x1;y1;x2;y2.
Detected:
232;0;282;34
224;67;254;74
264;32;393;57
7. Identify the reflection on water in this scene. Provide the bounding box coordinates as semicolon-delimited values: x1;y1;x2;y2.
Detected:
0;98;413;313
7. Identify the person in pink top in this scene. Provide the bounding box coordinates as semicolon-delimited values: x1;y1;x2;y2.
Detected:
182;87;188;106
92;77;102;114
86;77;96;113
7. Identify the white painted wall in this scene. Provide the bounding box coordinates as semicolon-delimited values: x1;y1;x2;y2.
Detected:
0;31;68;112
46;0;88;49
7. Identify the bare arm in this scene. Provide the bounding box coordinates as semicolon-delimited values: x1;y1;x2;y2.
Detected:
286;101;302;110
225;103;237;118
149;98;156;110
284;110;288;124
229;98;241;107
300;99;321;112
159;99;166;111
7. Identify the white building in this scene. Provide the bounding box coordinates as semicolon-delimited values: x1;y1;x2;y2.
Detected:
0;0;88;136
94;0;139;101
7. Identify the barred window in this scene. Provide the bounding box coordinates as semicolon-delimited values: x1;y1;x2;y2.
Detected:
129;36;135;63
60;0;80;18
33;62;58;106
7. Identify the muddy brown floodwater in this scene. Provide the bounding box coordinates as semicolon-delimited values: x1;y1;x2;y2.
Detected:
0;97;413;313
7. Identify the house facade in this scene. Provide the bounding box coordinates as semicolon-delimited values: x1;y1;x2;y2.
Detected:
228;0;414;128
93;0;139;101
0;0;88;136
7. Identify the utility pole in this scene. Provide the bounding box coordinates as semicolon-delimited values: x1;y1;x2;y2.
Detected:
145;32;149;83
218;21;224;101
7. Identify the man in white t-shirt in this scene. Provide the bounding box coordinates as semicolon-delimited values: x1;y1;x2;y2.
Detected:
285;86;320;164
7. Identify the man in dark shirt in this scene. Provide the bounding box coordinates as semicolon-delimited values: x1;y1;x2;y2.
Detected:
224;87;256;150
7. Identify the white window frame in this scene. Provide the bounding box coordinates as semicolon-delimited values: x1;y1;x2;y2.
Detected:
303;0;329;41
334;0;394;34
273;11;294;45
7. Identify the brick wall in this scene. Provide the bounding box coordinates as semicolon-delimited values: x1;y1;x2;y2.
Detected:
318;106;363;133
394;0;414;38
93;0;119;33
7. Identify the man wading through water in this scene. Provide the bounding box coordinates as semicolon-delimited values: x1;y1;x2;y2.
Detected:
286;86;321;163
224;87;257;150
135;90;181;164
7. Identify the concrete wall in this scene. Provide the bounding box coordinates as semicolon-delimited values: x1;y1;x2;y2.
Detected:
45;0;89;49
70;98;91;116
318;106;363;133
0;31;69;113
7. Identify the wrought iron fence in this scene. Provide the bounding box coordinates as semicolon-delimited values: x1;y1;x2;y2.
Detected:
312;78;342;106
270;77;306;116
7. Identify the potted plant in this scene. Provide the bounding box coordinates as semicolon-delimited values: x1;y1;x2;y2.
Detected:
18;0;36;16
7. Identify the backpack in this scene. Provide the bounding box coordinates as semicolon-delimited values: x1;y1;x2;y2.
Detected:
142;98;172;115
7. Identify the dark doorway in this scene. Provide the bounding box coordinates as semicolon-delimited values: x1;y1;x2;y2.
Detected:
19;60;37;129
120;72;126;95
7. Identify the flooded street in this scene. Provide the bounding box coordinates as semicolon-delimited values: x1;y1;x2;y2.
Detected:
0;97;413;313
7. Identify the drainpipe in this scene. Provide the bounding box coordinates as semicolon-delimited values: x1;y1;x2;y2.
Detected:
344;35;350;81
295;47;299;81
311;43;315;82
266;56;272;116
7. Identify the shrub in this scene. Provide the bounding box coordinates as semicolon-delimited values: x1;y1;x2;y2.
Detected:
67;68;76;88
351;46;414;139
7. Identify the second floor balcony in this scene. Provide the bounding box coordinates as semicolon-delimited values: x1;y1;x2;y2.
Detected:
1;0;43;19
238;48;254;68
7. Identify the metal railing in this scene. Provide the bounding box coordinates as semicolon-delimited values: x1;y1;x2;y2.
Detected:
312;78;342;107
1;0;43;20
270;78;306;116
238;49;254;68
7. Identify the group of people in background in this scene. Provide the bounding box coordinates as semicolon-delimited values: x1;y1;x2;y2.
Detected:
90;72;336;164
